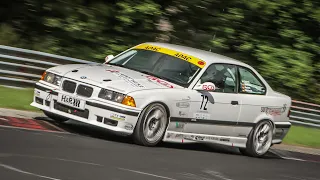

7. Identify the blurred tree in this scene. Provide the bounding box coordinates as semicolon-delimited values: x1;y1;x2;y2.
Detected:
0;0;164;61
165;0;320;103
0;0;319;103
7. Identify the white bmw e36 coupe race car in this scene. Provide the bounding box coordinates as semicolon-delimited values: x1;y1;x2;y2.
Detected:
30;42;292;157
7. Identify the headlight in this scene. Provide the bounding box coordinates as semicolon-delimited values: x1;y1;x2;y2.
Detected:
99;89;126;102
98;89;135;107
41;71;62;86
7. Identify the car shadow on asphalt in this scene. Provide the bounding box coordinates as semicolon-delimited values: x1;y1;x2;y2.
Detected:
34;117;282;160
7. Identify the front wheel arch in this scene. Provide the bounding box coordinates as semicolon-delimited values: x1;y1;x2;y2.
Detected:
132;102;170;146
139;101;171;119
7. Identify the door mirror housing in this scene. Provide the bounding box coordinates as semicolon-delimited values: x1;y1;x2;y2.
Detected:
194;82;216;91
105;55;115;63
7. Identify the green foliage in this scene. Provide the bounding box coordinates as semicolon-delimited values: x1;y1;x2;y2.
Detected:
1;0;164;62
0;86;39;111
283;125;320;148
0;24;20;46
0;0;319;103
165;0;320;103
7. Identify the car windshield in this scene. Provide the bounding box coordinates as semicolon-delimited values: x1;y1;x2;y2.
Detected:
108;49;201;87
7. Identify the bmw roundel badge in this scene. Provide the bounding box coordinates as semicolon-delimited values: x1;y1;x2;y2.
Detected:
80;76;87;79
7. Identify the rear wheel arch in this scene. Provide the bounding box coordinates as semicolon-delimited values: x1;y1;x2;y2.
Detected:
255;118;275;134
241;119;275;157
253;116;276;135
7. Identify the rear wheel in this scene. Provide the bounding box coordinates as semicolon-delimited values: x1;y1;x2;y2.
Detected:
240;120;273;157
43;111;69;123
133;103;168;146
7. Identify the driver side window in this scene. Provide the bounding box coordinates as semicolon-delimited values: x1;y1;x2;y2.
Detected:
199;64;237;93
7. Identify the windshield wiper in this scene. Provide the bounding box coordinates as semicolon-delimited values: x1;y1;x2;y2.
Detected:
109;63;125;68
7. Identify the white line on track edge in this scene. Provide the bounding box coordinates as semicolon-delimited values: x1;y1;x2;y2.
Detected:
118;167;177;180
0;163;62;180
0;153;103;167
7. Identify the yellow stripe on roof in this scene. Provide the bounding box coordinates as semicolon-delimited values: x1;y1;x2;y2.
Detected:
134;44;206;68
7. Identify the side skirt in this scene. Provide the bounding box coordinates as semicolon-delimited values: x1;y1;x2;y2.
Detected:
163;130;247;148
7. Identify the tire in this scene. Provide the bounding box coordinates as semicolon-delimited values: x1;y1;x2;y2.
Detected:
43;110;69;123
241;120;274;157
133;103;169;146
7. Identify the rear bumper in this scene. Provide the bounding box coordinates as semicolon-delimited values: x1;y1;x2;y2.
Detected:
272;122;291;144
31;83;141;135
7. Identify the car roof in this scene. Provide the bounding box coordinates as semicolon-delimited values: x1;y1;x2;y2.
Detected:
145;42;251;68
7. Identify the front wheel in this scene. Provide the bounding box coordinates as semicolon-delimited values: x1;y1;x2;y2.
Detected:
240;120;274;157
133;103;169;146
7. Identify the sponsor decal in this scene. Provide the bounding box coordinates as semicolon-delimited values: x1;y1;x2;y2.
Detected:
220;138;230;142
186;135;205;141
166;132;174;138
166;133;184;139
35;90;40;97
200;82;215;91
194;112;211;120
261;104;287;116
176;102;190;108
178;111;187;117
124;123;133;130
134;44;206;68
205;136;219;141
46;93;52;101
175;122;185;129
146;75;174;88
194;136;205;141
106;69;144;88
60;94;81;108
110;113;126;121
106;69;119;73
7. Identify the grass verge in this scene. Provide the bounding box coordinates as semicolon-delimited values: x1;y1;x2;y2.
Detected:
0;85;39;111
0;86;319;148
283;125;320;149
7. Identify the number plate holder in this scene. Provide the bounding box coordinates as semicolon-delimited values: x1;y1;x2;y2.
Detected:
57;93;85;110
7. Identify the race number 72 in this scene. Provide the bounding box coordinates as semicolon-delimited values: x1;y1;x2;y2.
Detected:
200;94;208;110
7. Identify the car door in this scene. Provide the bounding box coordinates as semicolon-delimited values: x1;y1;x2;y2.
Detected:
234;66;269;138
183;63;242;137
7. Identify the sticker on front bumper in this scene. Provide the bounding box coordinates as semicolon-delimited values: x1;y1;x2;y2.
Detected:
110;113;126;121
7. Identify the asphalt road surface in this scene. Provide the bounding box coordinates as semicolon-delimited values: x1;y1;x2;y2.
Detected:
0;117;319;180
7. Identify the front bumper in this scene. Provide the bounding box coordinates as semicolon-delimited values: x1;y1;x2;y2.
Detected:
31;83;141;135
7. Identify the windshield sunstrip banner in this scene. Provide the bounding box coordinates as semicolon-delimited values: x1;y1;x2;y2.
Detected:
134;44;206;68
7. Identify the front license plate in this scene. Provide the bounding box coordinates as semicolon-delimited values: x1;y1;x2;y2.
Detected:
57;94;85;110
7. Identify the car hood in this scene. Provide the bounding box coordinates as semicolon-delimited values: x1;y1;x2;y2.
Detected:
48;63;183;94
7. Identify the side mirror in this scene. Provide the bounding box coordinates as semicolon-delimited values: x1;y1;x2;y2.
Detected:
105;55;115;63
194;82;216;91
